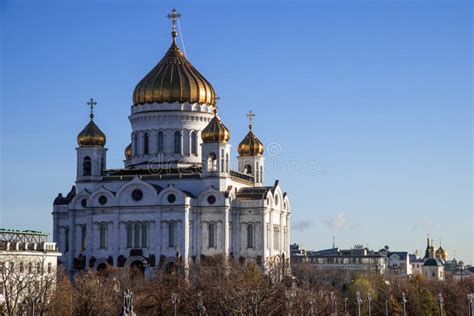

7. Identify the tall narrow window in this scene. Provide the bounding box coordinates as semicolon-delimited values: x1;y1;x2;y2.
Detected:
133;133;138;155
174;131;181;154
157;131;164;153
247;224;254;248
126;223;133;248
141;222;148;248
80;225;87;251
143;132;149;155
208;223;215;248
168;222;175;247
226;154;229;172
99;223;106;249
191;131;197;155
83;157;91;176
64;227;69;252
134;223;140;248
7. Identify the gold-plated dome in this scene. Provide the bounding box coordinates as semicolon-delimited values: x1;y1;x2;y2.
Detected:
124;143;132;159
435;246;448;260
238;129;264;156
77;119;106;147
202;114;231;143
132;32;216;106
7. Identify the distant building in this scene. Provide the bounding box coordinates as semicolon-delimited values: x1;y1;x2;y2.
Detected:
0;229;61;307
387;251;412;276
421;238;445;281
291;244;387;274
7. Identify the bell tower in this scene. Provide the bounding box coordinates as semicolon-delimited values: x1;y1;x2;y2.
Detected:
237;111;265;186
76;98;107;181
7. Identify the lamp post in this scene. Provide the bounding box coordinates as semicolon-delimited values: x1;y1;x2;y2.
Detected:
467;293;473;316
356;291;363;316
344;297;349;316
401;292;407;316
438;293;444;316
385;298;389;316
171;293;179;316
367;293;372;316
459;261;465;283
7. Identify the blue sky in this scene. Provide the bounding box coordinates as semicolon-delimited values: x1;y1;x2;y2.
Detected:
1;1;472;262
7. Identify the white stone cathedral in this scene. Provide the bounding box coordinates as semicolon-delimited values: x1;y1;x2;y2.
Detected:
52;9;291;275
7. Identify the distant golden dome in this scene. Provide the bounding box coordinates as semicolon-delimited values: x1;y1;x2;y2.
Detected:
202;115;231;143
77;119;106;147
124;143;132;159
238;128;264;156
435;246;448;260
132;34;216;107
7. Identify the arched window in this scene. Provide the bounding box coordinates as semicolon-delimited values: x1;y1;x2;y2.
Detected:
168;222;175;247
83;156;91;176
174;131;181;154
208;223;215;248
64;227;69;252
143;132;149;155
244;164;252;175
80;225;87;251
126;223;133;248
247;224;254;248
226;153;229;172
157;131;164;153
134;223;140;248
133;133;138;155
141;222;148;248
99;223;106;249
191;131;198;155
208;153;217;172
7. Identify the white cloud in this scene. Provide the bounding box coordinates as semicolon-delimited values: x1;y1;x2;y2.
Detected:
292;219;314;232
325;212;349;230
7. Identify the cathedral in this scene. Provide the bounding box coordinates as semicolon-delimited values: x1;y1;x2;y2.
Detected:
52;10;291;275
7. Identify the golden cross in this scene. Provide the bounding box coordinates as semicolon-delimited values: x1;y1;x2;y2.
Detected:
87;98;97;119
246;110;255;129
167;9;181;34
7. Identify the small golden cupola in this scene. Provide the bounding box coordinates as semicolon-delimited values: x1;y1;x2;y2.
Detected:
124;143;132;159
77;98;106;147
201;110;231;143
435;245;448;261
132;9;216;107
238;111;264;156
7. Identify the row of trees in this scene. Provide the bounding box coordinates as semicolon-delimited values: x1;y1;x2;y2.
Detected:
2;255;473;315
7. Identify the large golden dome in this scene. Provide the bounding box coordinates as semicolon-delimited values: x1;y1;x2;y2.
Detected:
202;114;231;143
77;118;106;147
238;129;264;156
132;33;216;106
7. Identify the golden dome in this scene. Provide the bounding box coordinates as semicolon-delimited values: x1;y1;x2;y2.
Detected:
435;246;448;260
132;33;216;107
238;128;264;156
124;143;132;159
77;119;106;147
202;114;231;143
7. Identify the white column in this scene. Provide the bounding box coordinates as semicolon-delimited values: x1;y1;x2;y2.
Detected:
223;207;230;257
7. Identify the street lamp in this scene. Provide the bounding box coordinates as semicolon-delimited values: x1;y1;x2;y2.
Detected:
459;261;465;283
171;293;179;316
438;293;444;316
467;293;473;316
367;293;372;316
344;297;349;316
330;291;337;316
401;292;407;316
356;291;363;316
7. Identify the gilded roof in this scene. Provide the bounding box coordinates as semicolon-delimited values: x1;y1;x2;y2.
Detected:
132;37;216;106
201;115;231;143
124;143;132;159
77;119;106;147
238;129;264;156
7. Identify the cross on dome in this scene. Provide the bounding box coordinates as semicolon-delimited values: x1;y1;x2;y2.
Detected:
167;8;181;41
246;111;255;129
87;98;97;120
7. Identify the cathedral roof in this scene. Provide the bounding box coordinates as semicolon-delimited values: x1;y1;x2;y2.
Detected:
124;143;132;159
132;22;216;107
77;119;106;147
201;114;231;143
